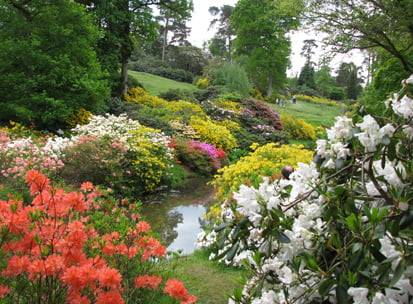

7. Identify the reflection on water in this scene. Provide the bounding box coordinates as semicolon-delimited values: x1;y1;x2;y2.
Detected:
139;176;216;254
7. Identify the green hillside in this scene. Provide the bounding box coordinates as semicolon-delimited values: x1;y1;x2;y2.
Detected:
268;100;342;127
129;70;198;96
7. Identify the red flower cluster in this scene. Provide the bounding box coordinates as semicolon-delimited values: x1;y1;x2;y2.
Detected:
0;170;196;303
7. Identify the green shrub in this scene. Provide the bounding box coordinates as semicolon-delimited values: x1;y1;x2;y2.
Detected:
231;128;266;150
158;88;195;102
212;62;252;97
60;136;126;188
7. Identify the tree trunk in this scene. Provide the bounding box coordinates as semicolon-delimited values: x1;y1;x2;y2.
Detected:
119;0;132;96
120;60;129;95
267;71;273;97
162;18;170;61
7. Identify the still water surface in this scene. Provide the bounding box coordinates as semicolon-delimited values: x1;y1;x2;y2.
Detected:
139;176;216;254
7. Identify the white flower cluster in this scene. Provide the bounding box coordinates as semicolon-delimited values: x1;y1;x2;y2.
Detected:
72;113;141;143
355;115;395;152
197;163;326;303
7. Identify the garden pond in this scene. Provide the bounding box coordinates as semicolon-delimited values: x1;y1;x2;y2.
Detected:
139;176;216;254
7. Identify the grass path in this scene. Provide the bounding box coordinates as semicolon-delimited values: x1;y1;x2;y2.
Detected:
268;99;343;127
129;71;197;96
167;250;245;304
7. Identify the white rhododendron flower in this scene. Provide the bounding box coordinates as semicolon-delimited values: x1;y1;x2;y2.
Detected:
326;116;354;141
348;287;369;304
392;94;413;119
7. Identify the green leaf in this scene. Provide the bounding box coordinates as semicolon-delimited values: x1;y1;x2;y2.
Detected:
346;213;360;233
226;242;239;261
369;245;387;262
336;283;349;304
390;260;405;286
387;140;397;161
318;278;336;297
275;231;291;243
214;222;229;232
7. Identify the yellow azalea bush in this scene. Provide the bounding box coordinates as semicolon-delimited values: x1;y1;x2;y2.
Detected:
295;94;338;107
211;143;314;202
165;101;205;118
66;108;92;128
280;113;316;140
216;119;241;131
195;77;210;89
125;87;169;108
189;116;238;150
126;126;175;193
212;98;243;114
125;87;206;122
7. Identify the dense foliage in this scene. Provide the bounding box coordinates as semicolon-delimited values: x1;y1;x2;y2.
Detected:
0;0;109;131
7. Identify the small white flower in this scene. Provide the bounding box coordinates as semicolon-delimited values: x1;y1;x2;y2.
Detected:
406;74;413;85
392;94;413;119
348;287;369;304
324;158;336;169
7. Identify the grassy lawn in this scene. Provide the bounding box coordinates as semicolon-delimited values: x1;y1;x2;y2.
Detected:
129;71;198;96
166;250;246;304
268;100;343;127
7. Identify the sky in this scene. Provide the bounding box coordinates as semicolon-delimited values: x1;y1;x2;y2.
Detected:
186;0;365;77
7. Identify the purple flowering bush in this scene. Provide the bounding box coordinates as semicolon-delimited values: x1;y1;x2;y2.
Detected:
175;139;229;177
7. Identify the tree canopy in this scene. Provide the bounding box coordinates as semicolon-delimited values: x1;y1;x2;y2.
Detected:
0;0;109;131
231;0;303;96
305;0;413;74
76;0;193;96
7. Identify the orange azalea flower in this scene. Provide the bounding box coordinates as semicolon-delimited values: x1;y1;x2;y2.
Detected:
163;279;190;301
44;254;65;275
28;259;48;281
61;266;87;291
0;285;10;298
25;170;50;195
135;274;163;290
2;255;30;277
136;221;151;234
80;182;94;192
95;291;124;304
96;267;122;289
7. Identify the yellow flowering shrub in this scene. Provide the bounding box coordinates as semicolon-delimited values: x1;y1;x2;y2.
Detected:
125;87;207;122
125;87;169;108
196;78;210;89
216;119;241;131
211;143;314;201
251;87;264;100
189;116;238;150
212;99;243;114
126;126;173;192
314;126;326;138
280;114;316;140
66;108;92;128
295;94;338;107
165;101;205;118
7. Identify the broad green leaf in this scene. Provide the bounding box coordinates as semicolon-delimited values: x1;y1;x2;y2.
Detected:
275;231;291;244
